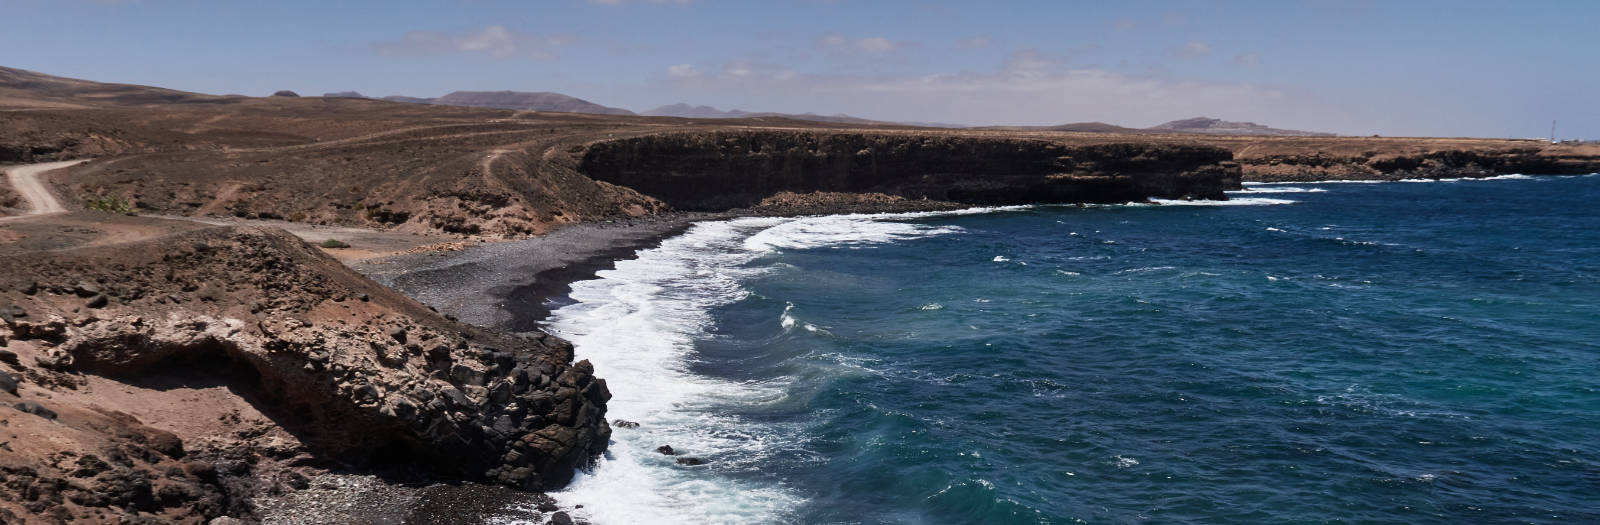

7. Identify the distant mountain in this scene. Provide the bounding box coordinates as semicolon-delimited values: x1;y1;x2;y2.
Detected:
644;102;969;128
370;90;635;116
1147;117;1332;137
1047;122;1145;133
323;91;367;98
379;95;434;105
644;103;750;118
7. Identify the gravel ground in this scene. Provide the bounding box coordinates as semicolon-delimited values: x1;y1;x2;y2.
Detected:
351;212;721;332
256;473;562;524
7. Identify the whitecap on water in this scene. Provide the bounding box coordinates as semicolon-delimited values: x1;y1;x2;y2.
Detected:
1149;197;1297;206
545;211;986;524
1229;187;1328;194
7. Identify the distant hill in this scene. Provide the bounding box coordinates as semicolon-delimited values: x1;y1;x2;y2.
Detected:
644;102;968;128
984;117;1332;136
644;103;750;119
1047;122;1145;133
1147;117;1332;137
0;65;223;108
323;91;367;98
371;91;634;115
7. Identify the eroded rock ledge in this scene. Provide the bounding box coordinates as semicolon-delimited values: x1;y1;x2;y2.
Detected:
577;131;1243;210
0;226;609;522
1242;147;1600;182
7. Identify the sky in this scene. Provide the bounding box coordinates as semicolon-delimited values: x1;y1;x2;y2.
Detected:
2;0;1596;138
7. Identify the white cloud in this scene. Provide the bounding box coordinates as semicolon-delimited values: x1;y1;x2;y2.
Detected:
818;34;916;54
456;26;517;56
955;36;992;49
1174;41;1212;59
857;37;896;52
656;56;1332;129
587;0;693;5
372;25;574;59
667;64;701;78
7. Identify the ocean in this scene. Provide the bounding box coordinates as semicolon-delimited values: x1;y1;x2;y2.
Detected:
534;174;1600;524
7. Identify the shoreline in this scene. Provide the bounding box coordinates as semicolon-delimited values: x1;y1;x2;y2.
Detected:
321;171;1594;523
352;212;726;332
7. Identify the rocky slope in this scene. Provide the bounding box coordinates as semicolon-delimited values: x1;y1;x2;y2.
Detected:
0;225;609;523
576;130;1243;210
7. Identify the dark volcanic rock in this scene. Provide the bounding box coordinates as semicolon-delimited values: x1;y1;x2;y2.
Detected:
271;90;300;97
675;457;707;466
655;445;676;455
578;131;1241;210
0;370;18;395
13;401;56;419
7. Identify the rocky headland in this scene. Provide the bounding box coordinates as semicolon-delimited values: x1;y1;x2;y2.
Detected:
0;224;609;523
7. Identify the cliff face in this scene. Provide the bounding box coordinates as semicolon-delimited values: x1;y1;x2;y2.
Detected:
576;131;1243;210
1241;147;1600;181
0;226;609;522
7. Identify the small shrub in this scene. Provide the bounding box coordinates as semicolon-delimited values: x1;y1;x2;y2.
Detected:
319;239;351;249
86;193;133;214
289;212;308;222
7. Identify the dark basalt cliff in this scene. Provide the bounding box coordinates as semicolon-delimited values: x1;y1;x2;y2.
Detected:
1243;147;1600;182
577;131;1243;210
0;226;608;522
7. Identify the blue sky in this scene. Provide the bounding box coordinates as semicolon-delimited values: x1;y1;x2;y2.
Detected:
3;0;1596;138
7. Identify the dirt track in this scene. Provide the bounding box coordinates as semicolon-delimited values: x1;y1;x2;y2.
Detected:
2;159;84;215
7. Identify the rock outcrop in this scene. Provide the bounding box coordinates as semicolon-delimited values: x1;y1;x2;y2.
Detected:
577;131;1243;210
0;226;610;522
1242;147;1600;181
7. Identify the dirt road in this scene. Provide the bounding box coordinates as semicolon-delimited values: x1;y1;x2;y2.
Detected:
4;159;86;214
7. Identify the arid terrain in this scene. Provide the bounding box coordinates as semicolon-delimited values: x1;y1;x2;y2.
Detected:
3;65;1600;523
7;66;1597;236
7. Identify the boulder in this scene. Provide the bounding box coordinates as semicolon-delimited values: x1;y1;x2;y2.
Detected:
13;401;56;420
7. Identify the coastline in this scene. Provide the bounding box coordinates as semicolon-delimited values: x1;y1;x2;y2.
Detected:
352;212;723;332
303;171;1600;522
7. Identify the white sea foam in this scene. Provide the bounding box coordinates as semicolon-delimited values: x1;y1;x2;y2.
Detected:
1147;197;1297;206
743;213;965;252
1251;173;1559;185
544;212;979;524
1228;187;1328;194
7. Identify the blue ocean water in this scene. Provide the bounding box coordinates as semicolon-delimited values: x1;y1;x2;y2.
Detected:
540;174;1600;524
